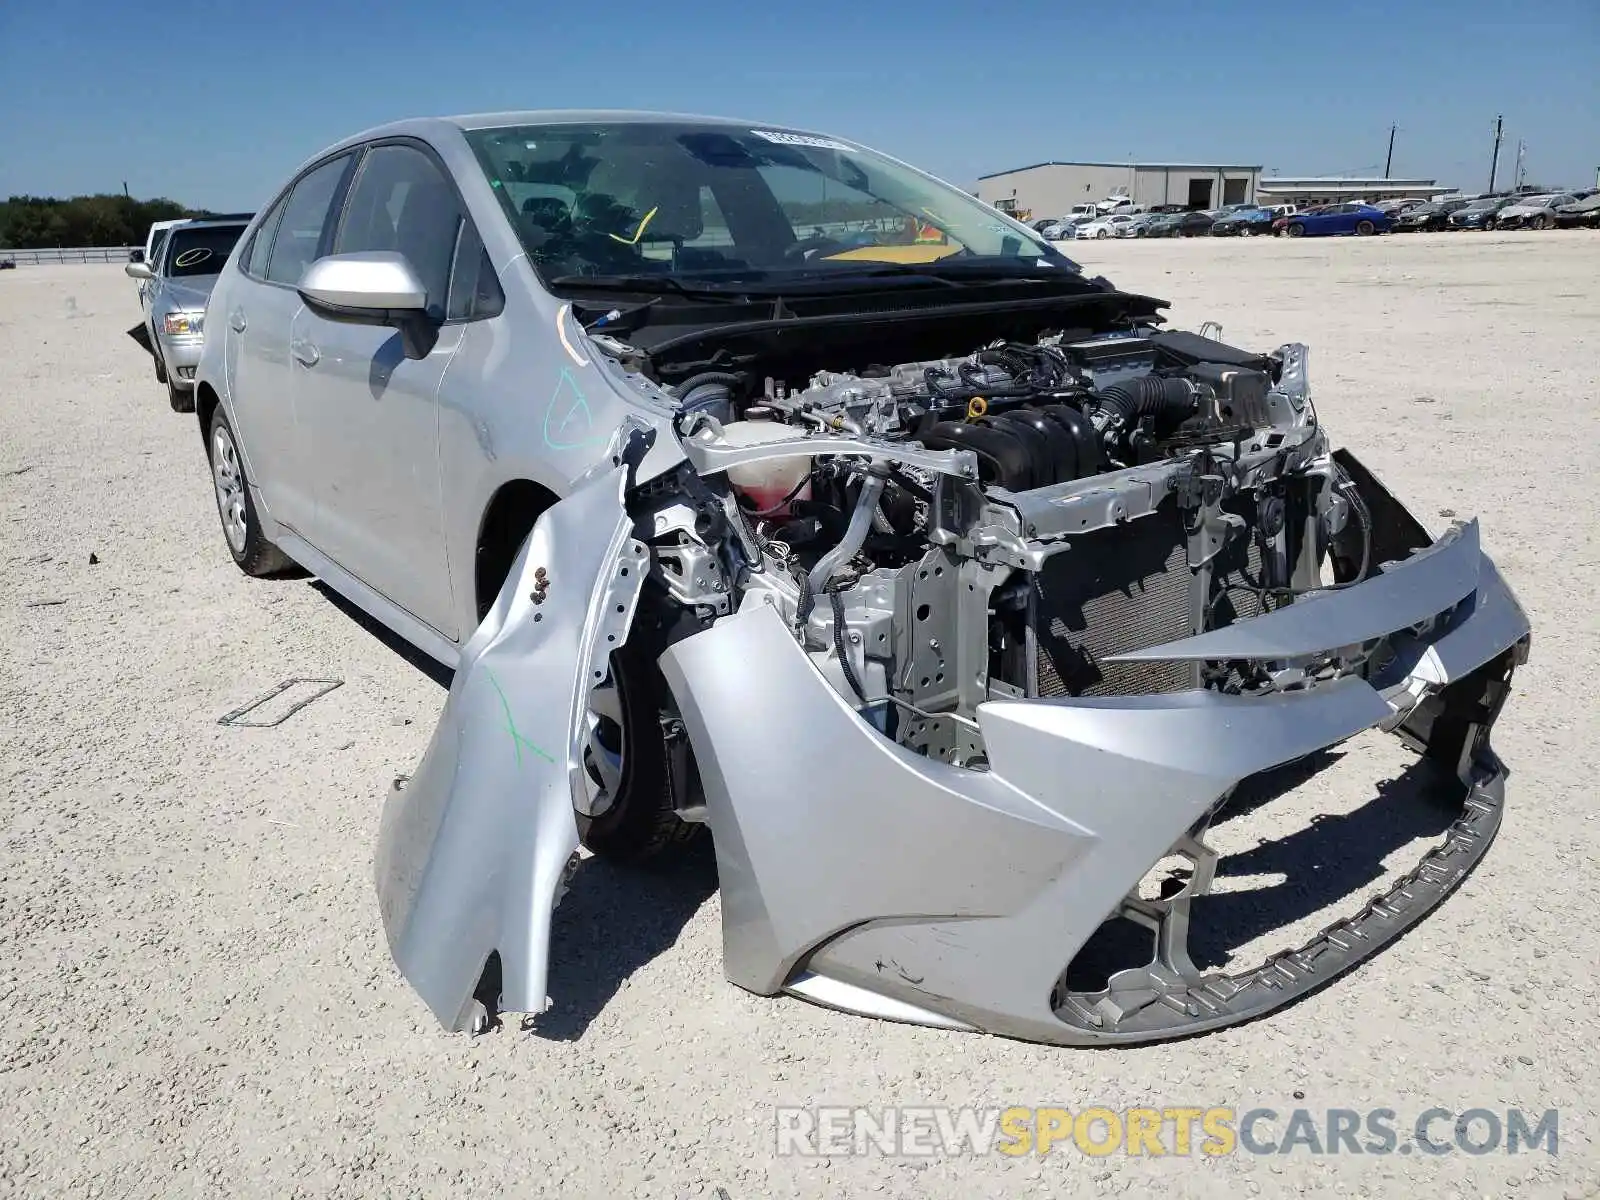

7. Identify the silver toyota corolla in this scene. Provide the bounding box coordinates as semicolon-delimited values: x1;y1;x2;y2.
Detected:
194;111;1530;1046
126;218;248;411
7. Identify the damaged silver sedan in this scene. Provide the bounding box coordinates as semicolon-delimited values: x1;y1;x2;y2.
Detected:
194;112;1530;1046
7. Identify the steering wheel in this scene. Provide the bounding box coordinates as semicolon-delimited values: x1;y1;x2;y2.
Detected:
782;234;853;263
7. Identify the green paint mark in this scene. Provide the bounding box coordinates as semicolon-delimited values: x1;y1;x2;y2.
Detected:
484;668;556;766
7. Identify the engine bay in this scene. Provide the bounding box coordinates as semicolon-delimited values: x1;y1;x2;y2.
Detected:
625;320;1364;770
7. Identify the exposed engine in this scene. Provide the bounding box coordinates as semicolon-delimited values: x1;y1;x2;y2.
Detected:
679;329;1286;496
648;324;1350;769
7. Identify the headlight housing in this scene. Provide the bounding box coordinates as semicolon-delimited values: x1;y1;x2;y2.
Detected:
163;311;202;336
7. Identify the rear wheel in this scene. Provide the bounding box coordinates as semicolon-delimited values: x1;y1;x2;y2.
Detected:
1356;219;1376;236
207;408;295;577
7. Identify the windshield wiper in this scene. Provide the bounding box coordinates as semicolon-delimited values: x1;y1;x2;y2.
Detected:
547;274;749;301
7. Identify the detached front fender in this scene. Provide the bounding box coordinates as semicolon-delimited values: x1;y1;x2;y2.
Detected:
375;450;648;1031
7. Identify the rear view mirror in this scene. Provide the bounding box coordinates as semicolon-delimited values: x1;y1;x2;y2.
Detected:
125;261;153;280
298;252;438;359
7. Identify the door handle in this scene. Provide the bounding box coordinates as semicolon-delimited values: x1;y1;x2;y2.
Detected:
290;339;320;367
229;310;246;333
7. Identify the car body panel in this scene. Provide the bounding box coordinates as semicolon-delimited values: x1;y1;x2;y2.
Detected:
375;438;652;1031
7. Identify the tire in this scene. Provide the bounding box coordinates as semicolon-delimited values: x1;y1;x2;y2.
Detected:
167;379;194;413
206;408;295;577
1285;223;1305;238
1355;220;1376;236
1532;213;1550;230
576;643;701;864
1095;228;1108;239
152;342;167;384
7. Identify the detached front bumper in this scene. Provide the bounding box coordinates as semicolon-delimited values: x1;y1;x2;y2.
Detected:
658;480;1528;1045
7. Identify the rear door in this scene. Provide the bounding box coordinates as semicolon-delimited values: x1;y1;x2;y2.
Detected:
224;153;357;533
291;140;480;639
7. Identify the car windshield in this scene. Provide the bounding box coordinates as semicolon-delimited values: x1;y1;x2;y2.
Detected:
165;225;245;277
465;121;1055;286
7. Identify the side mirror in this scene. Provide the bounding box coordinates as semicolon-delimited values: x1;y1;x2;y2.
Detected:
125;261;153;280
297;252;438;358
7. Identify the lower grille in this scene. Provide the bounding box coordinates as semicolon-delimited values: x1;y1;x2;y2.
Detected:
1032;503;1195;697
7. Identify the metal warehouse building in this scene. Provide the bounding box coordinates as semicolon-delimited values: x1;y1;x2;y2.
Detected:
977;161;1263;220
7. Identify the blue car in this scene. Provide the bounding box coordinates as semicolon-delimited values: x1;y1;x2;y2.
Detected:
1280;202;1391;238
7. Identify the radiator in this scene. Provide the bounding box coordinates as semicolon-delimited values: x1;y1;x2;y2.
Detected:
1030;498;1267;698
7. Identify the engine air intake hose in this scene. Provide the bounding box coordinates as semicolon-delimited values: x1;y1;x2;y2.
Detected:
1092;376;1196;428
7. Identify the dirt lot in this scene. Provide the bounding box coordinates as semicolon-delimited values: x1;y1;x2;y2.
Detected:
2;231;1597;1198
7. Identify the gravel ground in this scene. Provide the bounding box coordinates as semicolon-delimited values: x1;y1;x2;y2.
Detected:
2;231;1597;1198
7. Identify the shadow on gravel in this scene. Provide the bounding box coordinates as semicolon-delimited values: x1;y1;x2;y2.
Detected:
535;836;720;1040
1187;750;1461;971
308;580;454;689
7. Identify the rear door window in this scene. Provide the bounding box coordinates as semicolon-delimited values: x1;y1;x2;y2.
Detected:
264;154;355;286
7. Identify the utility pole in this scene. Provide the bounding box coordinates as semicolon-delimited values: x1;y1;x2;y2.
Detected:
1384;124;1396;178
1513;141;1526;190
1488;115;1503;193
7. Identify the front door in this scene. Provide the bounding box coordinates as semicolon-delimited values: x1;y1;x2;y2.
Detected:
293;142;466;639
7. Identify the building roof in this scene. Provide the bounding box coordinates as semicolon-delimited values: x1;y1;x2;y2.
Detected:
979;160;1262;180
1257;178;1451;197
1260;177;1452;188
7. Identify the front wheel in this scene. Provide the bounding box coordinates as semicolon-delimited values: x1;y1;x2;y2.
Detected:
207;409;295;577
1285;223;1305;238
576;643;701;864
1532;213;1551;230
1095;228;1109;239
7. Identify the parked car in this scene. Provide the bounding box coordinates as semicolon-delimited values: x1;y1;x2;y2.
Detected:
1553;193;1600;229
1371;198;1424;217
124;218;249;411
1095;194;1135;213
1074;213;1139;239
1278;202;1390;237
1145;210;1216;237
1493;193;1579;230
1391;198;1472;232
194;110;1528;1049
131;218;187;267
1208;206;1275;236
1113;212;1164;237
1449;196;1516;229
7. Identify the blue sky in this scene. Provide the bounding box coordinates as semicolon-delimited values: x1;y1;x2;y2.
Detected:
1;0;1594;208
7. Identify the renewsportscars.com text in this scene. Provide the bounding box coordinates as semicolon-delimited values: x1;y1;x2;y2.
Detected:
775;1105;1559;1158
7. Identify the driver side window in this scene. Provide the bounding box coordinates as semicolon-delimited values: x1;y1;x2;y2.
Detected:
333;144;463;322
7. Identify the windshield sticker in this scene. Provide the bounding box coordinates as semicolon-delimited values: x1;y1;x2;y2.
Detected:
173;248;213;268
750;130;852;152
